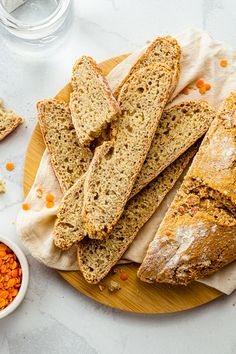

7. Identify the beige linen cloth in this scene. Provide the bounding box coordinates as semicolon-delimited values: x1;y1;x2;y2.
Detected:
17;28;236;295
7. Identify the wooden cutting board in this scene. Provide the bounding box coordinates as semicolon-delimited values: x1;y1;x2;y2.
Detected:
23;54;222;314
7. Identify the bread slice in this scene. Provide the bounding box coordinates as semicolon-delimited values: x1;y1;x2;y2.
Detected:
82;63;173;239
130;101;216;198
0;99;23;141
78;145;198;284
138;92;236;285
54;175;86;250
113;36;181;98
70;56;120;146
37;99;93;193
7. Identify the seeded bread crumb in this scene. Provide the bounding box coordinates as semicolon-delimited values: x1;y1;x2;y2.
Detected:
0;99;23;141
130;101;216;197
70;56;120;145
53;175;87;250
82;63;173;239
37;99;93;193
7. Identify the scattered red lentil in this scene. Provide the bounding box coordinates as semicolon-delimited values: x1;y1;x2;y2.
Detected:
0;243;22;311
22;203;30;211
199;86;207;95
5;162;15;172
182;87;189;95
46;194;54;202
205;83;211;91
46;201;54;209
196;79;204;88
220;59;228;68
120;272;129;281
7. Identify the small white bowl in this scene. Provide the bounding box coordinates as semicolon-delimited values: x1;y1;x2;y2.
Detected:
0;235;29;319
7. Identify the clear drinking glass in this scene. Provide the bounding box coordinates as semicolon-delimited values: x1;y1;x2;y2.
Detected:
0;0;72;53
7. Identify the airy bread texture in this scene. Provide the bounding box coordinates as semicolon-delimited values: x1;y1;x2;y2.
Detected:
54;175;87;250
113;36;181;98
0;99;23;141
70;56;120;146
82;63;173;239
130;101;216;198
138;92;236;285
37;99;93;193
78;146;198;284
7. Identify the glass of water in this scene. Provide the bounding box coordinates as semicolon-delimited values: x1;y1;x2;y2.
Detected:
0;0;72;51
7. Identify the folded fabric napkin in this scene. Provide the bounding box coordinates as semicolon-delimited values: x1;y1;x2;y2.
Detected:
17;28;236;295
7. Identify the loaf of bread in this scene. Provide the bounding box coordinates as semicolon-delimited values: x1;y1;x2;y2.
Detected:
82;63;173;239
138;92;236;285
70;56;120;146
113;36;181;98
78;145;198;284
0;99;23;141
130;101;216;198
37;99;93;193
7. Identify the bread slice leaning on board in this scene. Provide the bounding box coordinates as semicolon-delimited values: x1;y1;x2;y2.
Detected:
112;36;181;98
78;146;198;284
138;92;236;285
70;56;120;146
37;99;93;193
130;101;216;198
82;63;173;239
0;99;24;141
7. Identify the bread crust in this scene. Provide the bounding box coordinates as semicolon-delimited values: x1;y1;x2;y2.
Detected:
53;175;87;250
37;99;93;193
113;36;181;99
82;63;173;239
130;100;216;197
78;146;198;284
70;56;120;145
0;100;24;141
138;91;236;285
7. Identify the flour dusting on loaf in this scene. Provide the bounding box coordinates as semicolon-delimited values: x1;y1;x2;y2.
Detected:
138;91;236;285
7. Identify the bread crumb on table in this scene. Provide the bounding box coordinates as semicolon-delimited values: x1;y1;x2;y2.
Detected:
108;280;121;292
0;180;5;193
98;284;105;291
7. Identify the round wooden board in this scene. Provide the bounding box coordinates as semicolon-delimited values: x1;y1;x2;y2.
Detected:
24;54;222;314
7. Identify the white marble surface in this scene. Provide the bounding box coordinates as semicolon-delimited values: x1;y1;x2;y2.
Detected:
0;1;236;353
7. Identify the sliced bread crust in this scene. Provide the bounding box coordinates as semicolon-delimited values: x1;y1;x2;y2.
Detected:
138;92;236;285
82;63;173;239
37;99;93;193
70;56;120;145
130;101;216;198
78;145;198;284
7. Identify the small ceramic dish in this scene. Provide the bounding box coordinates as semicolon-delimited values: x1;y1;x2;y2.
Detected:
0;235;29;319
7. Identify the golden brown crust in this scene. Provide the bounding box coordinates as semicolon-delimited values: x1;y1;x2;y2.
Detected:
138;91;236;285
